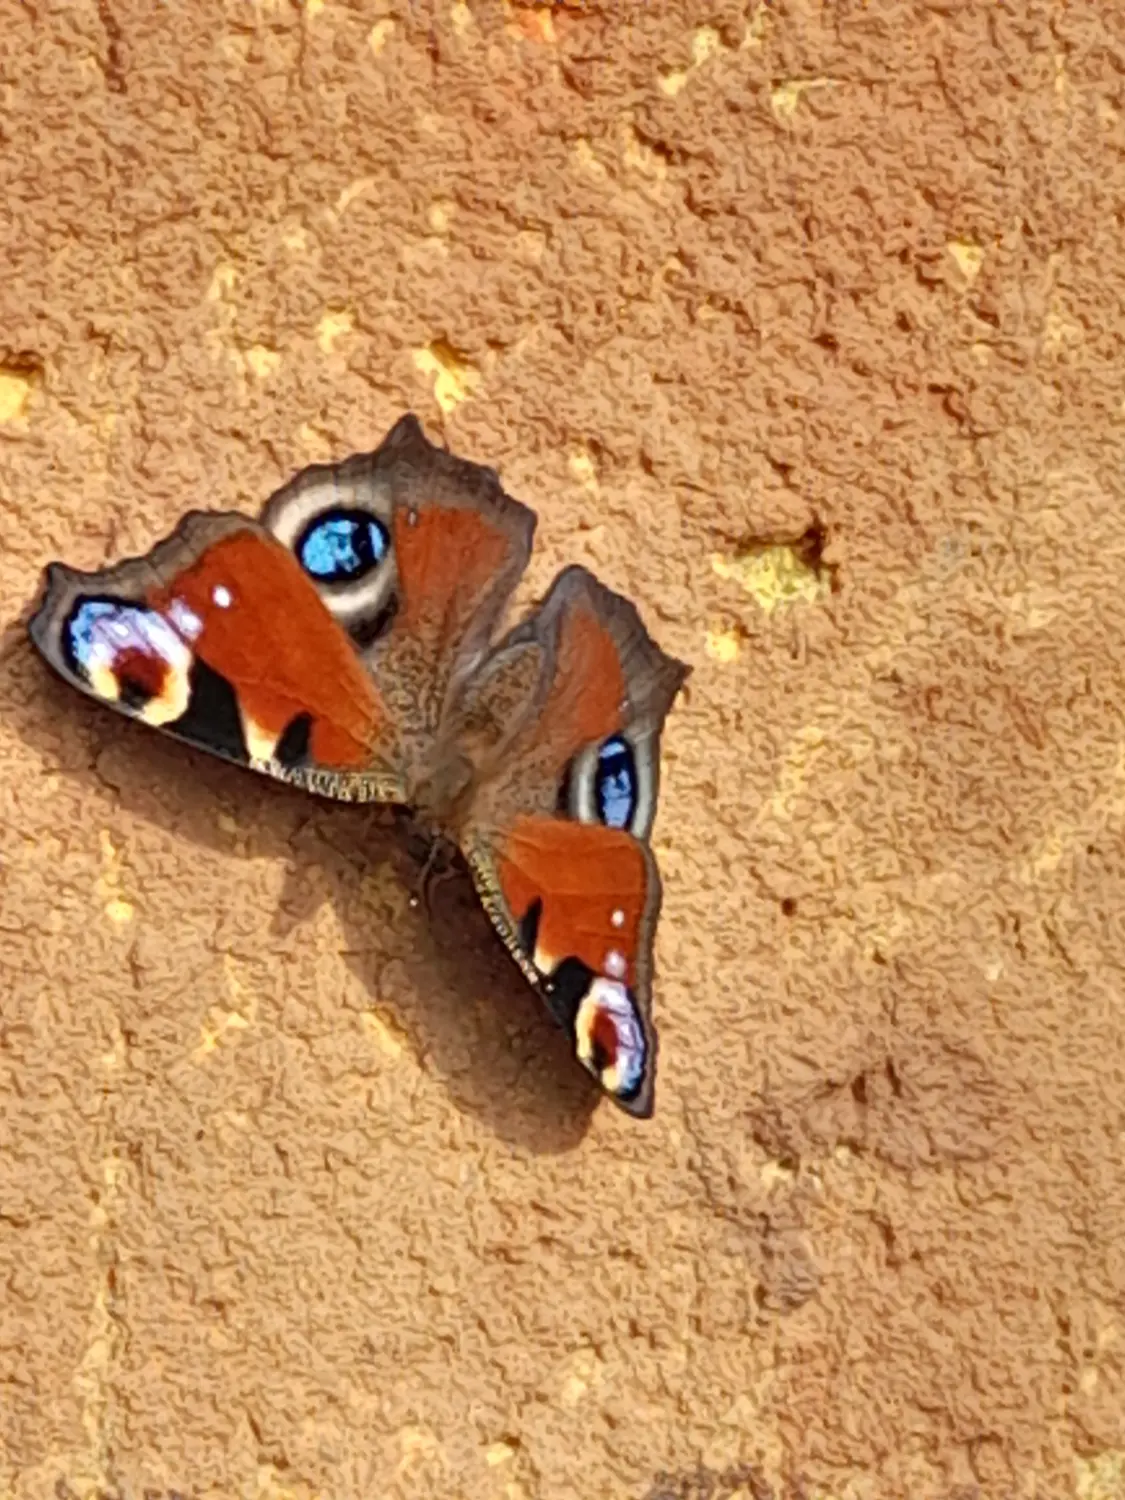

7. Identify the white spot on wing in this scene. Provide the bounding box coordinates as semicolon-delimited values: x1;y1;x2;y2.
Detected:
168;597;203;640
604;949;626;979
212;584;232;608
610;908;625;928
574;976;646;1097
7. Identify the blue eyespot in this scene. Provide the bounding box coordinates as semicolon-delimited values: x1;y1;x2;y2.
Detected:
64;597;188;682
65;599;121;676
296;509;389;584
594;735;637;829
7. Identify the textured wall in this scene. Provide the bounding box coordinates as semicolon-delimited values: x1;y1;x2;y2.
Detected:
2;2;1125;1498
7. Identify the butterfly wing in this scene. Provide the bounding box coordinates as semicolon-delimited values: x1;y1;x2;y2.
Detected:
28;415;536;805
28;510;409;800
456;566;690;1117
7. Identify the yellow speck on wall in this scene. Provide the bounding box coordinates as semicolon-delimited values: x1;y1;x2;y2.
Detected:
244;344;281;379
947;239;984;282
414;339;480;413
369;18;394;54
572;138;608;178
0;368;34;422
711;544;828;615
316;309;354;353
705;627;741;663
1077;1452;1125;1500
97;829;136;924
567;448;599;491
691;25;722;65
361;1009;407;1060
770;77;836;120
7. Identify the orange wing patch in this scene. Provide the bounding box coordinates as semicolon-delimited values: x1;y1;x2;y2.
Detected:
538;602;626;760
148;529;383;767
494;814;647;985
393;505;513;634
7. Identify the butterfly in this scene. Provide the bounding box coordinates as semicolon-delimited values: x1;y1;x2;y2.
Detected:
27;415;690;1117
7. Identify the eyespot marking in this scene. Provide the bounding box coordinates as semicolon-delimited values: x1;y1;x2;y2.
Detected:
594;735;637;829
575;976;646;1100
295;508;390;583
63;597;193;725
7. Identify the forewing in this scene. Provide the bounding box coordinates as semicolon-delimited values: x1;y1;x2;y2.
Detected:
28;514;406;801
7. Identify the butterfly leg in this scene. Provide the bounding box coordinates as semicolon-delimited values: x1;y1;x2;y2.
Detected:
398;813;462;918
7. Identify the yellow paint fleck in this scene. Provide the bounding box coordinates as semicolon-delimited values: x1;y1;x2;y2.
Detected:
0;368;34;423
305;0;325;16
1042;299;1083;356
252;1463;319;1500
1021;830;1066;884
711;544;828;615
451;1;473;33
369;19;395;54
397;1424;440;1472
96;829;136;925
947;240;984;283
207;263;238;301
760;1159;796;1187
315;310;354;354
770;77;835;120
298;421;335;460
504;1;557;42
567;448;599;492
245;344;281;380
659;23;728;93
691;25;722;65
558;1348;603;1407
571;138;608;178
1077;1452;1125;1500
704;627;741;664
428;199;454;234
658;68;689;97
742;2;771;49
317;309;354;353
195;955;257;1061
413;339;480;413
281;224;309;253
335;176;375;216
486;1442;516;1467
195;1010;249;1062
361;1009;407;1060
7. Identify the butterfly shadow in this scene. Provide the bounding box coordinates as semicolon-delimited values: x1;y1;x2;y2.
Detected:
5;622;598;1153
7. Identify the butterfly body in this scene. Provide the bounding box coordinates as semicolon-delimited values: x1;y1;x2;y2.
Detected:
28;415;689;1117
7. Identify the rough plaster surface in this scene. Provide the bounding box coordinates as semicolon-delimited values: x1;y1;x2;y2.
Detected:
2;2;1124;1498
